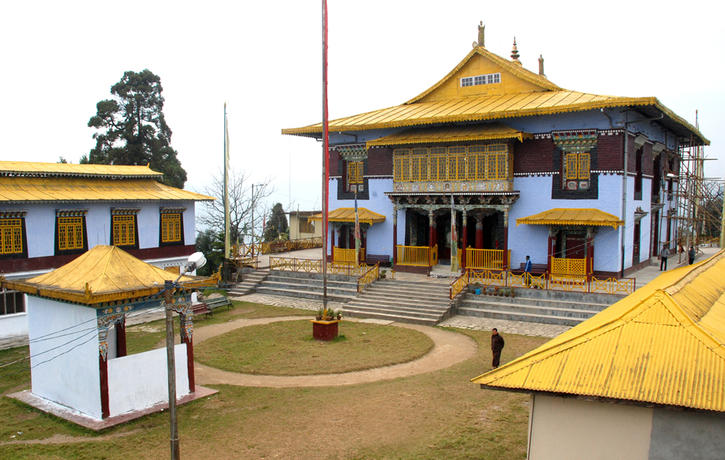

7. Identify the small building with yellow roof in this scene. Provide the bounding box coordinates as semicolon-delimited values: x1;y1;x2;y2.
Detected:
0;161;213;340
2;245;216;428
283;23;706;278
472;250;725;459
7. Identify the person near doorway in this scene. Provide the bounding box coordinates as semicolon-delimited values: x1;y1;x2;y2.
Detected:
660;244;670;271
491;328;505;368
688;246;696;264
524;255;532;286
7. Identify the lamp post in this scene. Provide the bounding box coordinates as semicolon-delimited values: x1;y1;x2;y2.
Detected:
165;252;206;460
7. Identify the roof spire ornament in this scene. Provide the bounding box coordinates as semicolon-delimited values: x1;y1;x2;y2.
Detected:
511;37;521;64
477;21;485;47
538;54;545;76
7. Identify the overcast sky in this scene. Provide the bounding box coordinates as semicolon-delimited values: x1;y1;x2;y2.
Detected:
1;0;723;216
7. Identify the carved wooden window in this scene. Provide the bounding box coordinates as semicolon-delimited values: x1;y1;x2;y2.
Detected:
564;152;590;180
112;214;136;247
57;216;85;251
0;218;23;255
161;213;182;243
347;161;363;185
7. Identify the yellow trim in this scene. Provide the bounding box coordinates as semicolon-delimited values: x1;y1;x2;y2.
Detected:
57;216;84;251
366;124;530;147
0;161;162;177
516;208;623;229
347;161;363;184
393;144;511;183
161;212;182;243
112;215;136;246
309;207;385;225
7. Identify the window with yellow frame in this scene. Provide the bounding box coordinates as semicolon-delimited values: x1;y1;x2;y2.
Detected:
160;212;182;244
112;214;136;247
56;216;86;252
347;161;363;185
0;218;24;256
563;152;591;190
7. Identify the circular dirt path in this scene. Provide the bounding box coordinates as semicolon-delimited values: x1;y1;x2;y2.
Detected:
194;316;477;388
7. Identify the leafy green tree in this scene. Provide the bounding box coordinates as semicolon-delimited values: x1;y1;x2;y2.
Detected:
195;228;224;276
82;69;187;188
264;203;288;242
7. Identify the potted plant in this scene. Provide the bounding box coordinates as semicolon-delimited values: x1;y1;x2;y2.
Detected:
312;307;342;341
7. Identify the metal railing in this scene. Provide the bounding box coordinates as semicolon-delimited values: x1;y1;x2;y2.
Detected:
357;263;380;293
551;257;588;276
459;269;635;296
269;257;368;277
449;271;469;300
465;248;508;270
396;244;438;267
333;247;365;265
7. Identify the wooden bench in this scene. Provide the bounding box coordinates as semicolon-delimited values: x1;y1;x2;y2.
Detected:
191;302;212;318
205;296;232;312
511;263;548;276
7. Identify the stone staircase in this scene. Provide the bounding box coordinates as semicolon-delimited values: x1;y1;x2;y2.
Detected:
344;278;452;326
226;268;270;297
253;271;359;303
457;288;621;326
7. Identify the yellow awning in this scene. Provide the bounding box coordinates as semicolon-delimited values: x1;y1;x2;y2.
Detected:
472;250;725;412
309;207;386;225
366;124;530;147
2;245;215;305
516;208;623;229
0;177;214;203
0;161;163;178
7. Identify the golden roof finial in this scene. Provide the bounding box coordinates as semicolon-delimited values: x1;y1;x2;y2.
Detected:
478;21;485;47
511;37;521;64
538;54;545;76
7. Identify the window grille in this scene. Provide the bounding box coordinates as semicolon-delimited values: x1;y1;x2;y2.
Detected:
347;161;363;185
0;218;23;255
460;73;501;88
57;216;84;251
0;289;25;316
392;144;509;182
112;215;136;246
161;213;182;243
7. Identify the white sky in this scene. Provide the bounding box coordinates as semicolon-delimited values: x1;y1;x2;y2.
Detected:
1;0;723;214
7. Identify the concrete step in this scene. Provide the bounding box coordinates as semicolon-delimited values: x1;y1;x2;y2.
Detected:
345;300;448;317
254;286;355;303
457;306;585;326
461;294;607;312
343;308;439;326
352;295;449;310
361;288;450;302
265;275;357;289
460;299;597;319
257;281;357;297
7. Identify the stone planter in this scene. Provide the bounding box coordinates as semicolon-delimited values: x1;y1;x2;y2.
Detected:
311;320;340;341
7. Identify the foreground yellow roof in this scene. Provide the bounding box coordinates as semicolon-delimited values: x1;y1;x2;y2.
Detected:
0;177;214;203
366;123;530;147
0;161;162;178
472;250;725;412
516;208;623;229
283;46;707;145
2;246;215;305
309;207;386;225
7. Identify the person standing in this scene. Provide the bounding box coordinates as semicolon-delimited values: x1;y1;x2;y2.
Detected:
660;244;670;271
688;246;696;264
524;255;532;286
491;328;505;368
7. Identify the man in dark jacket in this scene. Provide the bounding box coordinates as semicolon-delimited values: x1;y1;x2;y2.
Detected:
491;328;505;368
688;246;696;264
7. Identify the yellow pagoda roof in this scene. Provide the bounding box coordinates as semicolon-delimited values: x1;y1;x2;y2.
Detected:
366;123;530;147
0;161;163;178
0;177;214;203
2;245;215;305
309;207;386;225
283;46;708;146
516;208;624;229
472;250;725;412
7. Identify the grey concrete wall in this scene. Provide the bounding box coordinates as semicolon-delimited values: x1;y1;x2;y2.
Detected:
649;408;725;460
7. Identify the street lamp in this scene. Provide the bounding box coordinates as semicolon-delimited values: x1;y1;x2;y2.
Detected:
165;252;206;460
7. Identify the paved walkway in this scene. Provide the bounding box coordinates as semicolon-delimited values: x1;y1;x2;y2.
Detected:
194;316;477;388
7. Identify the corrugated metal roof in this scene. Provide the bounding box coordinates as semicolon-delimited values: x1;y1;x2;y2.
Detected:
282;46;708;146
472;250;725;412
0;177;214;203
0;161;163;178
366;123;530;147
308;207;385;225
516;208;624;229
2;245;215;305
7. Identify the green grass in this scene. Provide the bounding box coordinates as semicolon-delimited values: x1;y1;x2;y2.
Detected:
195;320;434;375
0;303;547;459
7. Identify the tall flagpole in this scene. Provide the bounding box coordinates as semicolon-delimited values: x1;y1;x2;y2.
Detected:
223;103;231;260
321;0;329;309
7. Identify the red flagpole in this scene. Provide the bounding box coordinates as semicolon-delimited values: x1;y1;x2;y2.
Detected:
321;0;329;307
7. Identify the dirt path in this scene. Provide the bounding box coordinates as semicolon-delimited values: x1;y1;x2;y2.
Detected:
194;316;477;388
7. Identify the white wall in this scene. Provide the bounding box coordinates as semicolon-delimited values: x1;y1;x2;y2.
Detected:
108;343;189;417
27;296;102;419
0;311;28;339
529;394;653;460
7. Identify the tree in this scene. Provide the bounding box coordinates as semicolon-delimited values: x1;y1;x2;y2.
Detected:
263;203;289;241
82;69;187;188
195;229;224;276
197;168;272;264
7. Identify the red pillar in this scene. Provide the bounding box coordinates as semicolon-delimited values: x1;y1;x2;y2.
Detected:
429;211;434;248
475;217;484;249
116;318;127;358
461;213;468;270
99;353;109;419
547;235;553;274
503;211;509;269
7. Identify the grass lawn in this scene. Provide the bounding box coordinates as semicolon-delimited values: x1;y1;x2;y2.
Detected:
195;320;434;375
0;300;547;459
